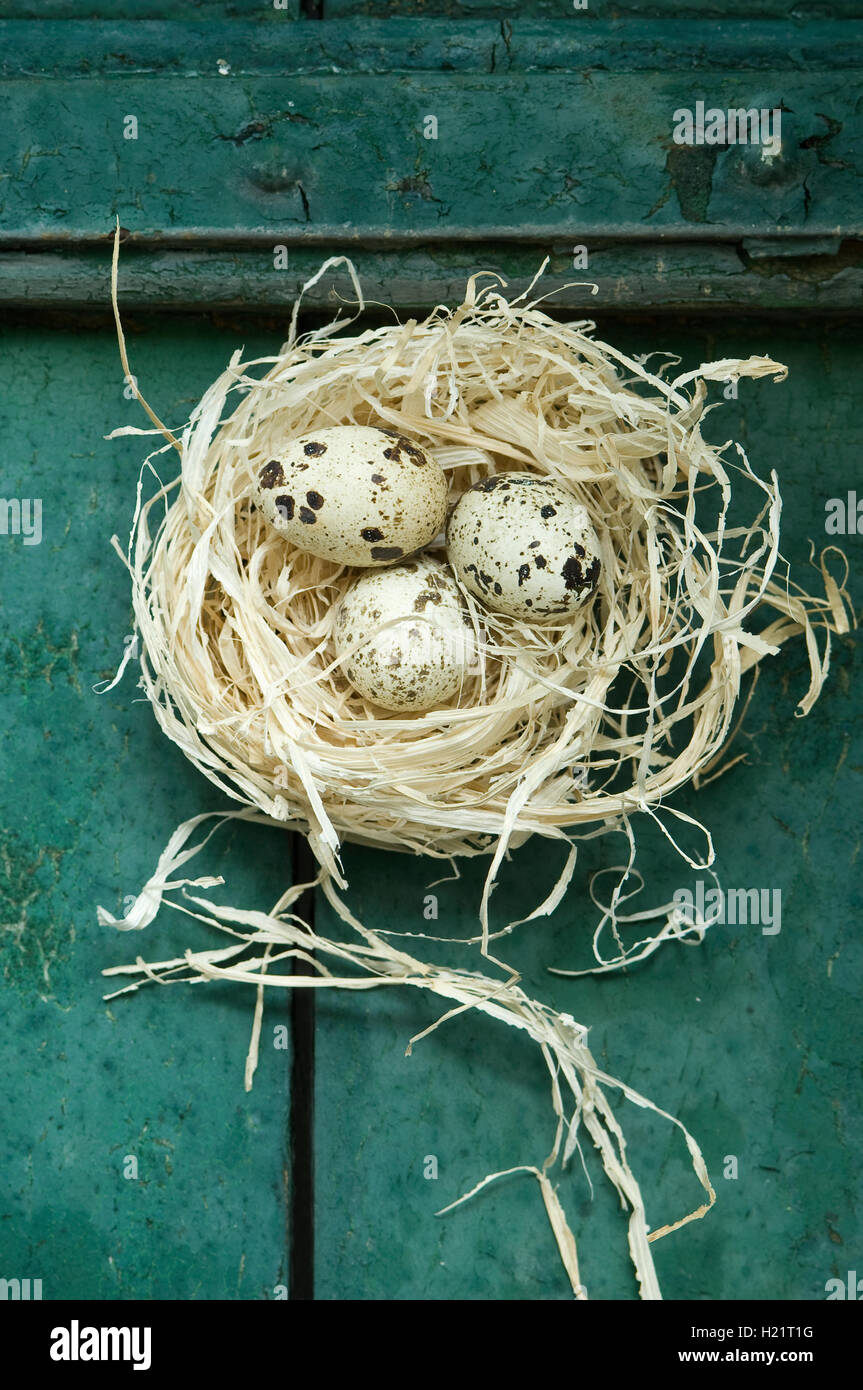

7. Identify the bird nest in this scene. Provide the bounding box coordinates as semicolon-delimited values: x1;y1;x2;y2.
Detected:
101;254;850;1299
113;261;844;943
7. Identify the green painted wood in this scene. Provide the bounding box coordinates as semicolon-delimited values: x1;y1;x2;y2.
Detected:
0;69;859;243
1;0;861;1306
3;312;858;1303
3;18;863;75
3;241;862;312
1;17;859;309
326;1;863;17
0;319;295;1299
0;21;856;261
0;2;300;17
313;316;863;1300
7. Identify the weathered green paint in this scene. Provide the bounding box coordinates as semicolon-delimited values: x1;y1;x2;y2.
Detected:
0;24;860;251
326;1;863;18
4;241;862;313
2;18;863;74
313;317;863;1300
0;2;299;17
2;307;860;1302
2;17;860;311
1;1;861;1305
0;321;294;1299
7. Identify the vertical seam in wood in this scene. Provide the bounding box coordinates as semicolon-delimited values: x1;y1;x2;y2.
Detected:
289;832;317;1300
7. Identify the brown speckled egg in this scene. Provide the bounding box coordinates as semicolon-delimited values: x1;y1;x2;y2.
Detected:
252;424;447;567
333;556;476;712
446;472;601;622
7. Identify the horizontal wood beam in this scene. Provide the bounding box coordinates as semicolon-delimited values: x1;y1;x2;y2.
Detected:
324;1;863;16
1;77;859;236
4;242;861;313
1;2;300;17
0;18;860;309
1;19;862;75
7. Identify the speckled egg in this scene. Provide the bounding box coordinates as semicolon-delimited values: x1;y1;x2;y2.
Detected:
333;555;476;712
446;472;602;622
252;424;447;567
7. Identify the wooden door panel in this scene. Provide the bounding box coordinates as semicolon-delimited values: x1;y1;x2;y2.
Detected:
0;320;293;1299
0;3;860;1302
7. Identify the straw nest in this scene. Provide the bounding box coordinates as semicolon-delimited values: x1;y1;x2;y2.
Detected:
115;261;848;951
102;260;851;1299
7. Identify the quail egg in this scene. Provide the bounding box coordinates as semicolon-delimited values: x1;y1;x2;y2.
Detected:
446;472;601;622
252;424;447;567
334;555;476;712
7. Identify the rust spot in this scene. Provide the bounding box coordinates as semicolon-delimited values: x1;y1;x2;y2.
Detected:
655;142;721;224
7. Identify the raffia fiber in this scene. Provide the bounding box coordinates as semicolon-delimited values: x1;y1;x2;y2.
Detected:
100;248;851;1298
